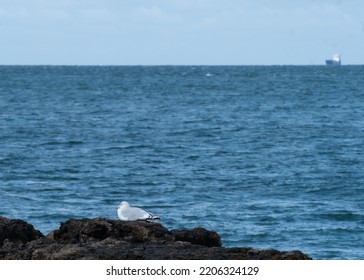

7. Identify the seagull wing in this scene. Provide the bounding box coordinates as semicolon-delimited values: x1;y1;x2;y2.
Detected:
124;206;153;220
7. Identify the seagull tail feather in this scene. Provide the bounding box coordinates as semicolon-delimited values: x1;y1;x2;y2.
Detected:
148;214;160;220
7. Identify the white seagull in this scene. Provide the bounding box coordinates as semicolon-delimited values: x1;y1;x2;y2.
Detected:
117;201;160;221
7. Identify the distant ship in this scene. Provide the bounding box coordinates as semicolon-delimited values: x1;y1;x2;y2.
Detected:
326;54;341;66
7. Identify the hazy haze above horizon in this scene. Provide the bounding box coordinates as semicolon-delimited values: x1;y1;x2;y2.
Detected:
1;0;363;65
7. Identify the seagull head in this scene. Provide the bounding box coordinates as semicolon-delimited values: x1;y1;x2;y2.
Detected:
117;201;129;209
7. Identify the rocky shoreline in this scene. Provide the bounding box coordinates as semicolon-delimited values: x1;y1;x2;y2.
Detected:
0;216;311;260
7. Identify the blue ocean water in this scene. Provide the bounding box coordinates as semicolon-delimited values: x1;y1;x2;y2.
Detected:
1;65;364;259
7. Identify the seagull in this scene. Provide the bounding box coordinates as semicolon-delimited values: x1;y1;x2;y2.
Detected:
116;201;160;221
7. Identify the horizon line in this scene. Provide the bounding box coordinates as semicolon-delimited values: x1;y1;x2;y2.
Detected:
0;63;361;67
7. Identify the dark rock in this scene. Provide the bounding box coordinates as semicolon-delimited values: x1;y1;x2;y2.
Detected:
0;217;43;246
49;218;173;244
171;227;221;247
0;216;311;260
0;217;44;260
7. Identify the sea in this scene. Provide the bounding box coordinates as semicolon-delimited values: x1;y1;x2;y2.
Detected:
1;65;363;260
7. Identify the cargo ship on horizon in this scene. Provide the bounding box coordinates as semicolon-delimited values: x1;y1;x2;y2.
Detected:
326;54;341;66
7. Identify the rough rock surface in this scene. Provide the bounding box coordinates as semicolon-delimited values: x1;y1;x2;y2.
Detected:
0;217;311;260
0;217;43;246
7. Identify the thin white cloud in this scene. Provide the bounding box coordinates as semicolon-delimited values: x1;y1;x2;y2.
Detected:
130;5;182;25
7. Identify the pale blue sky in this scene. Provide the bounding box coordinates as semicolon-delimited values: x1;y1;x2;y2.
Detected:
1;0;363;65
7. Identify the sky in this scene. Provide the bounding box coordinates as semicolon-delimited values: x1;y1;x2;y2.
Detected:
1;0;363;65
